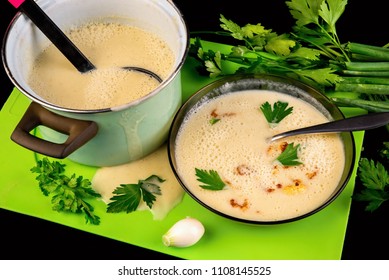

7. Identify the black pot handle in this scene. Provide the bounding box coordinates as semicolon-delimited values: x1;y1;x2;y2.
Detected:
11;102;98;158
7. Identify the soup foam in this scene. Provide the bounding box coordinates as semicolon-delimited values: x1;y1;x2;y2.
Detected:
28;21;175;110
174;89;345;222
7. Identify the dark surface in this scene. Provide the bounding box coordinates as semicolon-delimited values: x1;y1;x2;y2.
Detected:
1;0;388;260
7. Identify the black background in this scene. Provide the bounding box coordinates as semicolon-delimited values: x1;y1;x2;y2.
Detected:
1;0;388;260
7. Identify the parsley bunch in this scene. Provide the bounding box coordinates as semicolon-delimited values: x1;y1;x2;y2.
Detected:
190;13;341;89
189;0;389;112
31;157;101;225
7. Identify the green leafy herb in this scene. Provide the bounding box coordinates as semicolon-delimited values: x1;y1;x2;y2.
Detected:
190;12;342;90
210;117;221;125
276;142;302;166
286;0;348;60
189;0;389;113
260;101;293;126
195;168;226;190
107;175;164;213
353;158;389;211
30;157;101;225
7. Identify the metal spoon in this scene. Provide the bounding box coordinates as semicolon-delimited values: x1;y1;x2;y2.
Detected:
269;112;389;142
8;0;162;82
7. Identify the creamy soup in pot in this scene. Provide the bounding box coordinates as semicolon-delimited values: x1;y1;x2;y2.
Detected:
174;89;346;222
28;21;175;110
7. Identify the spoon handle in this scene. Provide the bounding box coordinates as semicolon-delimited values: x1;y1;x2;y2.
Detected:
13;0;95;73
271;112;389;141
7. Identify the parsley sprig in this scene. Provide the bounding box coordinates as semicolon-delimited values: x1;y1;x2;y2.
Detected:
260;101;293;126
286;0;349;61
107;175;164;213
354;158;389;211
276;142;302;166
195;168;226;190
31;157;101;225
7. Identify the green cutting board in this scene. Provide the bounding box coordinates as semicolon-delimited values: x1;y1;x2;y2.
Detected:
0;41;364;260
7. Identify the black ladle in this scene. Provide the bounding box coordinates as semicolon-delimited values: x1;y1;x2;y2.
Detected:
9;0;162;81
269;112;389;142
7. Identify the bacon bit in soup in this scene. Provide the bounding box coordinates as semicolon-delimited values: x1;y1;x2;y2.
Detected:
272;165;279;175
230;198;249;210
209;109;237;125
283;179;306;194
234;164;252;176
267;183;283;192
306;170;318;179
280;142;288;152
210;109;236;118
210;109;219;118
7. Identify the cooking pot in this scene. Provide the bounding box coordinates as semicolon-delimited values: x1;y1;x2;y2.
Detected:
2;0;189;166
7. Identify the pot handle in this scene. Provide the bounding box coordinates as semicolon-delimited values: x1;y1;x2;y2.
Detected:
11;102;98;158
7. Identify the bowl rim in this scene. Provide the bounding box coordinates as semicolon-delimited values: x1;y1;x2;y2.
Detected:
168;73;356;225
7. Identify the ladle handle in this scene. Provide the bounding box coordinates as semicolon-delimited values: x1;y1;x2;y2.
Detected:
11;102;98;158
271;112;389;141
9;0;95;73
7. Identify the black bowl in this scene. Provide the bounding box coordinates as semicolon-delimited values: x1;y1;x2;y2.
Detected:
168;74;355;224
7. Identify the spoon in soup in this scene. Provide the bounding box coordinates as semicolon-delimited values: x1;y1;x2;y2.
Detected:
269;112;389;142
8;0;162;82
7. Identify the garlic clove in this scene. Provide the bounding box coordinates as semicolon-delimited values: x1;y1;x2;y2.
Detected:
162;217;205;247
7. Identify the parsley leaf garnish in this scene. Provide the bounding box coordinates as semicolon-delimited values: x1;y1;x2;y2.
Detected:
210;117;221;125
31;157;101;225
195;168;226;190
107;175;164;213
260;101;293;126
276;142;303;166
353;158;389;211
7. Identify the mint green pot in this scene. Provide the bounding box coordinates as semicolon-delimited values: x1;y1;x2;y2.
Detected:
2;0;189;166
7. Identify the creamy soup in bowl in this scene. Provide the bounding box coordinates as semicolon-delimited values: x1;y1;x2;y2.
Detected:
168;74;355;224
